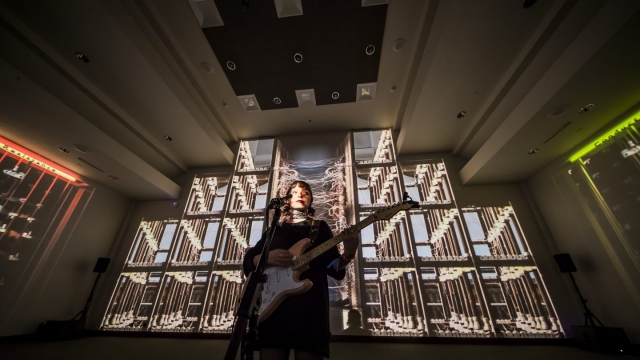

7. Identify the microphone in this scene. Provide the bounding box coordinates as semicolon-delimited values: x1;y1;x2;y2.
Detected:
269;194;292;208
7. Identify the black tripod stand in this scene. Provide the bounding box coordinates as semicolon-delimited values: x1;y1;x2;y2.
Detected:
71;272;102;322
553;253;603;326
72;258;110;323
567;272;604;327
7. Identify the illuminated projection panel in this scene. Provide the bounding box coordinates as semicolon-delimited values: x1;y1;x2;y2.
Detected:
236;139;274;172
356;166;402;206
353;129;395;165
419;267;490;337
401;161;453;205
360;211;412;263
217;216;257;265
185;176;229;215
102;272;162;330
149;271;208;332
173;218;220;266
461;207;530;261
0;136;92;318
201;271;243;333
362;267;423;336
127;220;177;267
228;174;269;213
479;266;560;337
410;208;470;261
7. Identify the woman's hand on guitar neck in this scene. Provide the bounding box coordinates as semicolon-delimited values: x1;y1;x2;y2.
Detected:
253;249;295;268
341;225;360;260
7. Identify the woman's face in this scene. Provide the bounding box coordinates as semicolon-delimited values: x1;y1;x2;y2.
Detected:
288;184;311;211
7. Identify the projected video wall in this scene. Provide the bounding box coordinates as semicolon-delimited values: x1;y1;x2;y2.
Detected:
0;136;93;324
553;114;640;305
102;130;563;338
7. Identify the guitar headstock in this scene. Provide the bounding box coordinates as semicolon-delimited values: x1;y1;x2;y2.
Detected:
370;200;420;220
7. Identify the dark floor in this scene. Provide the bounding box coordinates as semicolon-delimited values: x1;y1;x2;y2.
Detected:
0;336;637;360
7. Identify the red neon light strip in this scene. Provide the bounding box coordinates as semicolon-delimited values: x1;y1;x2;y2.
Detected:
0;135;80;183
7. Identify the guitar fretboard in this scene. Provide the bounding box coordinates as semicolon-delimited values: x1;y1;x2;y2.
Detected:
291;215;377;270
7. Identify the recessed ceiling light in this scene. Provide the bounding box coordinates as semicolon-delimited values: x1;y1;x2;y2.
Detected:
390;86;396;92
75;52;89;63
579;104;595;113
164;135;172;141
201;62;214;74
108;175;119;180
332;92;340;100
528;148;539;155
58;147;70;154
393;39;405;52
457;111;467;119
547;104;569;118
273;97;282;104
365;45;375;55
223;102;228;108
294;53;303;63
226;61;236;70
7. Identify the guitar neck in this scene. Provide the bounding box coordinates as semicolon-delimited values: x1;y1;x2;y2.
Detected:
292;216;376;270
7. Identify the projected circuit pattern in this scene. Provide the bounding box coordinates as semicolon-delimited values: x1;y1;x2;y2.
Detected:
102;131;563;338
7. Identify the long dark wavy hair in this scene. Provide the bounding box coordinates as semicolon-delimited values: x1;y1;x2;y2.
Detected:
282;180;316;220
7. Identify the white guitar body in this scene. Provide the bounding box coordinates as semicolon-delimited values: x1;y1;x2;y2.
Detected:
258;238;313;323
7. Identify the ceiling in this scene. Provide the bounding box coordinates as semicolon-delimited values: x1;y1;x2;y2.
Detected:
0;0;639;200
203;0;386;110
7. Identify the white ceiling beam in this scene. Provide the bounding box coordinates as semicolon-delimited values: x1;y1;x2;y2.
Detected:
395;0;448;153
459;0;640;185
117;0;235;164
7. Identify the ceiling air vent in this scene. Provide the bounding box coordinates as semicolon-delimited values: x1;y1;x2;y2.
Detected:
78;157;104;172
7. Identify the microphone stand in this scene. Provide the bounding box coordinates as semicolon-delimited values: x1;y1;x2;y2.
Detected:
224;198;285;360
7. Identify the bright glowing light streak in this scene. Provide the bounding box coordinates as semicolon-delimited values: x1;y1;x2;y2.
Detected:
569;112;640;162
0;136;79;182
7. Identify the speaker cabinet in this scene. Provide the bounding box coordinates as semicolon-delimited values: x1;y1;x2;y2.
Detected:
572;326;630;354
93;258;111;273
553;253;577;273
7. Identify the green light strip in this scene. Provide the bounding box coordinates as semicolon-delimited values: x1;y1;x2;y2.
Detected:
569;111;640;162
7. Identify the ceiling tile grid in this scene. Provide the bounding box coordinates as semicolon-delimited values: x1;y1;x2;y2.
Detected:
200;0;387;111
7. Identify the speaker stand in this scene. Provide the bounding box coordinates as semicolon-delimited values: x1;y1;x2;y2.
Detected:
568;272;603;327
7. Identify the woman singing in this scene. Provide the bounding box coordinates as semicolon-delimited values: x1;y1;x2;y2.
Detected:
243;180;359;360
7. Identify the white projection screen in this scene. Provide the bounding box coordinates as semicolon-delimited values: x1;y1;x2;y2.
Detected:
101;130;563;339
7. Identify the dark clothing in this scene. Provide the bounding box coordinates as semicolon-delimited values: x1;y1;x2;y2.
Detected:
243;220;345;358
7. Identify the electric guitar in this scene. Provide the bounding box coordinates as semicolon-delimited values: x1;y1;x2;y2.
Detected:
257;200;419;323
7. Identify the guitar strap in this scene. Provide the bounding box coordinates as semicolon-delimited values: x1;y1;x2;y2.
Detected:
309;219;320;244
